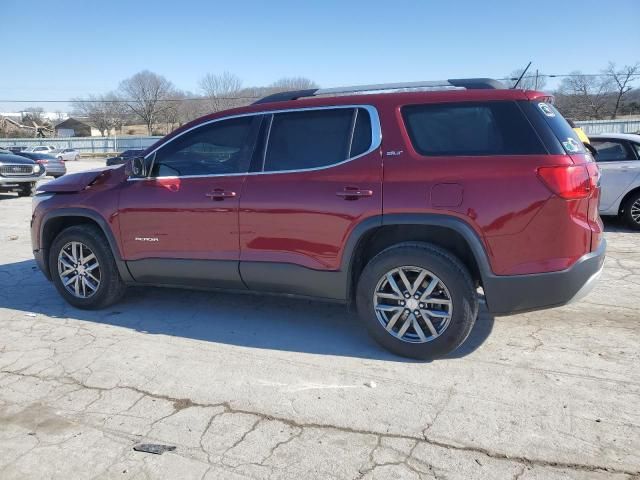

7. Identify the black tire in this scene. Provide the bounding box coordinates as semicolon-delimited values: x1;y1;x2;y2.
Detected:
356;242;478;360
622;191;640;230
49;225;126;309
17;183;35;197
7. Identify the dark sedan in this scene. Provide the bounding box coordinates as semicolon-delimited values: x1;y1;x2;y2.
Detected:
16;151;66;178
106;149;145;166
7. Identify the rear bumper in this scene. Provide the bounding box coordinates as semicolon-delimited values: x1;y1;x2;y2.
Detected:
483;239;606;315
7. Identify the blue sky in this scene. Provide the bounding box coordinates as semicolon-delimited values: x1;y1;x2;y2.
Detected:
1;0;639;112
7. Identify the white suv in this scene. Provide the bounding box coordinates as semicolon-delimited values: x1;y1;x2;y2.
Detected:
591;133;640;229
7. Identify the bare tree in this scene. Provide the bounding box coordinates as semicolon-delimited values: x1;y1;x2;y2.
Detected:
119;71;175;134
269;77;319;91
507;69;547;90
556;72;613;119
72;93;127;136
199;72;243;112
604;62;640;119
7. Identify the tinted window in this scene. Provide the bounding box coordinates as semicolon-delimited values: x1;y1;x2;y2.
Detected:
591;140;636;162
350;108;372;157
151;117;253;177
263;108;356;172
532;102;585;154
402;101;545;156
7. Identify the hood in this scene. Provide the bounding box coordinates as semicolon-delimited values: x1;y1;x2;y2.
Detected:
37;166;120;193
0;153;37;165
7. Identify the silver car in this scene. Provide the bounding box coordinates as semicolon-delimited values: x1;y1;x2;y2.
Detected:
51;148;80;161
591;133;640;229
25;145;56;154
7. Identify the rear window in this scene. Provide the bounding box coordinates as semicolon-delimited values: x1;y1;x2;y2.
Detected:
402;101;545;156
533;102;585;154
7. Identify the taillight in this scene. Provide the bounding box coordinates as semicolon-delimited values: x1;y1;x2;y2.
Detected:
537;165;597;200
35;159;48;164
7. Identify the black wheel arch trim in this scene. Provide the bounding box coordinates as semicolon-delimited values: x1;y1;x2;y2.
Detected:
38;207;133;282
341;213;493;300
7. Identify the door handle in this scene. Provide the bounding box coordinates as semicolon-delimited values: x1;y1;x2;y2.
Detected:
336;187;373;200
205;189;237;200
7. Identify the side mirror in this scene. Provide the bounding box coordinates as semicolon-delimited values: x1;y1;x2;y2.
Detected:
126;156;148;178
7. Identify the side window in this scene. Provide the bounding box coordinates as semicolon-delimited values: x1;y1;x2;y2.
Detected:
591;140;635;162
263;108;369;172
634;143;640;158
402;101;546;156
151;116;253;177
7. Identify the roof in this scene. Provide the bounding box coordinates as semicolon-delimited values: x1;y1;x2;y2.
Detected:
590;133;640;142
54;117;94;129
149;86;549;154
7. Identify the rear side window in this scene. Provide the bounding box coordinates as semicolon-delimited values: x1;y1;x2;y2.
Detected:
402;101;545;156
263;107;371;172
533;102;585;154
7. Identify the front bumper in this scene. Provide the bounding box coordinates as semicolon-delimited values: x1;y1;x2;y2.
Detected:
0;175;44;186
483;239;606;315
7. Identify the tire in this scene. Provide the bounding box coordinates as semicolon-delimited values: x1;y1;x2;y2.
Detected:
356;242;478;360
17;183;35;197
622;191;640;230
48;225;126;309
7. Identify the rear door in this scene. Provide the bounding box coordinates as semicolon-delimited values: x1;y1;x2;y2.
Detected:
238;106;382;298
591;138;640;211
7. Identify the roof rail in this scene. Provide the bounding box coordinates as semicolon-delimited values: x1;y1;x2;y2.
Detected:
253;78;505;105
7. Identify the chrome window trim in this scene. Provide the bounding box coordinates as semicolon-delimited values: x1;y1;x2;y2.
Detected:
128;104;381;181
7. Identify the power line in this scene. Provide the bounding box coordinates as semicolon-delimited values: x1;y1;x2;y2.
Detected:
0;73;638;104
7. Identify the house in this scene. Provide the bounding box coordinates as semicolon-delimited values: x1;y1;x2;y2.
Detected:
54;117;114;137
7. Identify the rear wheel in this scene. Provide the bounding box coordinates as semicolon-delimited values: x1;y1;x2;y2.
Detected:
17;183;35;197
356;242;478;359
49;225;126;309
622;191;640;230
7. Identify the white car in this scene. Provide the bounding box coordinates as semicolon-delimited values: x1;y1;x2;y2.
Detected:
590;133;640;229
25;145;56;154
50;148;80;161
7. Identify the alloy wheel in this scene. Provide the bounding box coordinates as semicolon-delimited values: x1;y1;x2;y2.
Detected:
373;266;453;343
57;241;101;298
631;198;640;224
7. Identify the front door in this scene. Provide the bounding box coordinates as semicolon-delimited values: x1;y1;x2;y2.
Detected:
118;115;260;288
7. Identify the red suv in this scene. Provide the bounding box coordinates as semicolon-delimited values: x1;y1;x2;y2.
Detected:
31;78;605;359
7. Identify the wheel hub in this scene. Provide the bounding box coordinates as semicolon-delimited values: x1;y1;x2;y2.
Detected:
57;241;101;299
373;266;453;344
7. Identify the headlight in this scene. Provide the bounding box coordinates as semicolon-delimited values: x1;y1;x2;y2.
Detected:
33;164;41;173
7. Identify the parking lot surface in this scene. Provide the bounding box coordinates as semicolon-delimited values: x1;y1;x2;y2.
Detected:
0;159;639;479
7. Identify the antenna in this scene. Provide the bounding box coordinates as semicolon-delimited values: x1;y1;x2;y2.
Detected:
512;62;532;89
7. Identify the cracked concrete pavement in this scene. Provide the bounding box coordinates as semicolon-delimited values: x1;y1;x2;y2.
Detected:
0;159;639;479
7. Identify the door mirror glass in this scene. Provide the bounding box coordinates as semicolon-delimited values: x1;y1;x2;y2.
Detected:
126;156;148;177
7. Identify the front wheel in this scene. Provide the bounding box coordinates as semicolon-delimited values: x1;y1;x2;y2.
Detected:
622;191;640;230
356;243;478;360
17;183;35;197
49;225;126;309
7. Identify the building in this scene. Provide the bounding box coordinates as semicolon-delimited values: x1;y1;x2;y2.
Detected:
54;117;113;137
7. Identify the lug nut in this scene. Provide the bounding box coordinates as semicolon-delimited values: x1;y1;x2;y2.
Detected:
419;303;425;308
414;294;419;299
400;301;405;306
404;293;410;298
414;310;420;315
